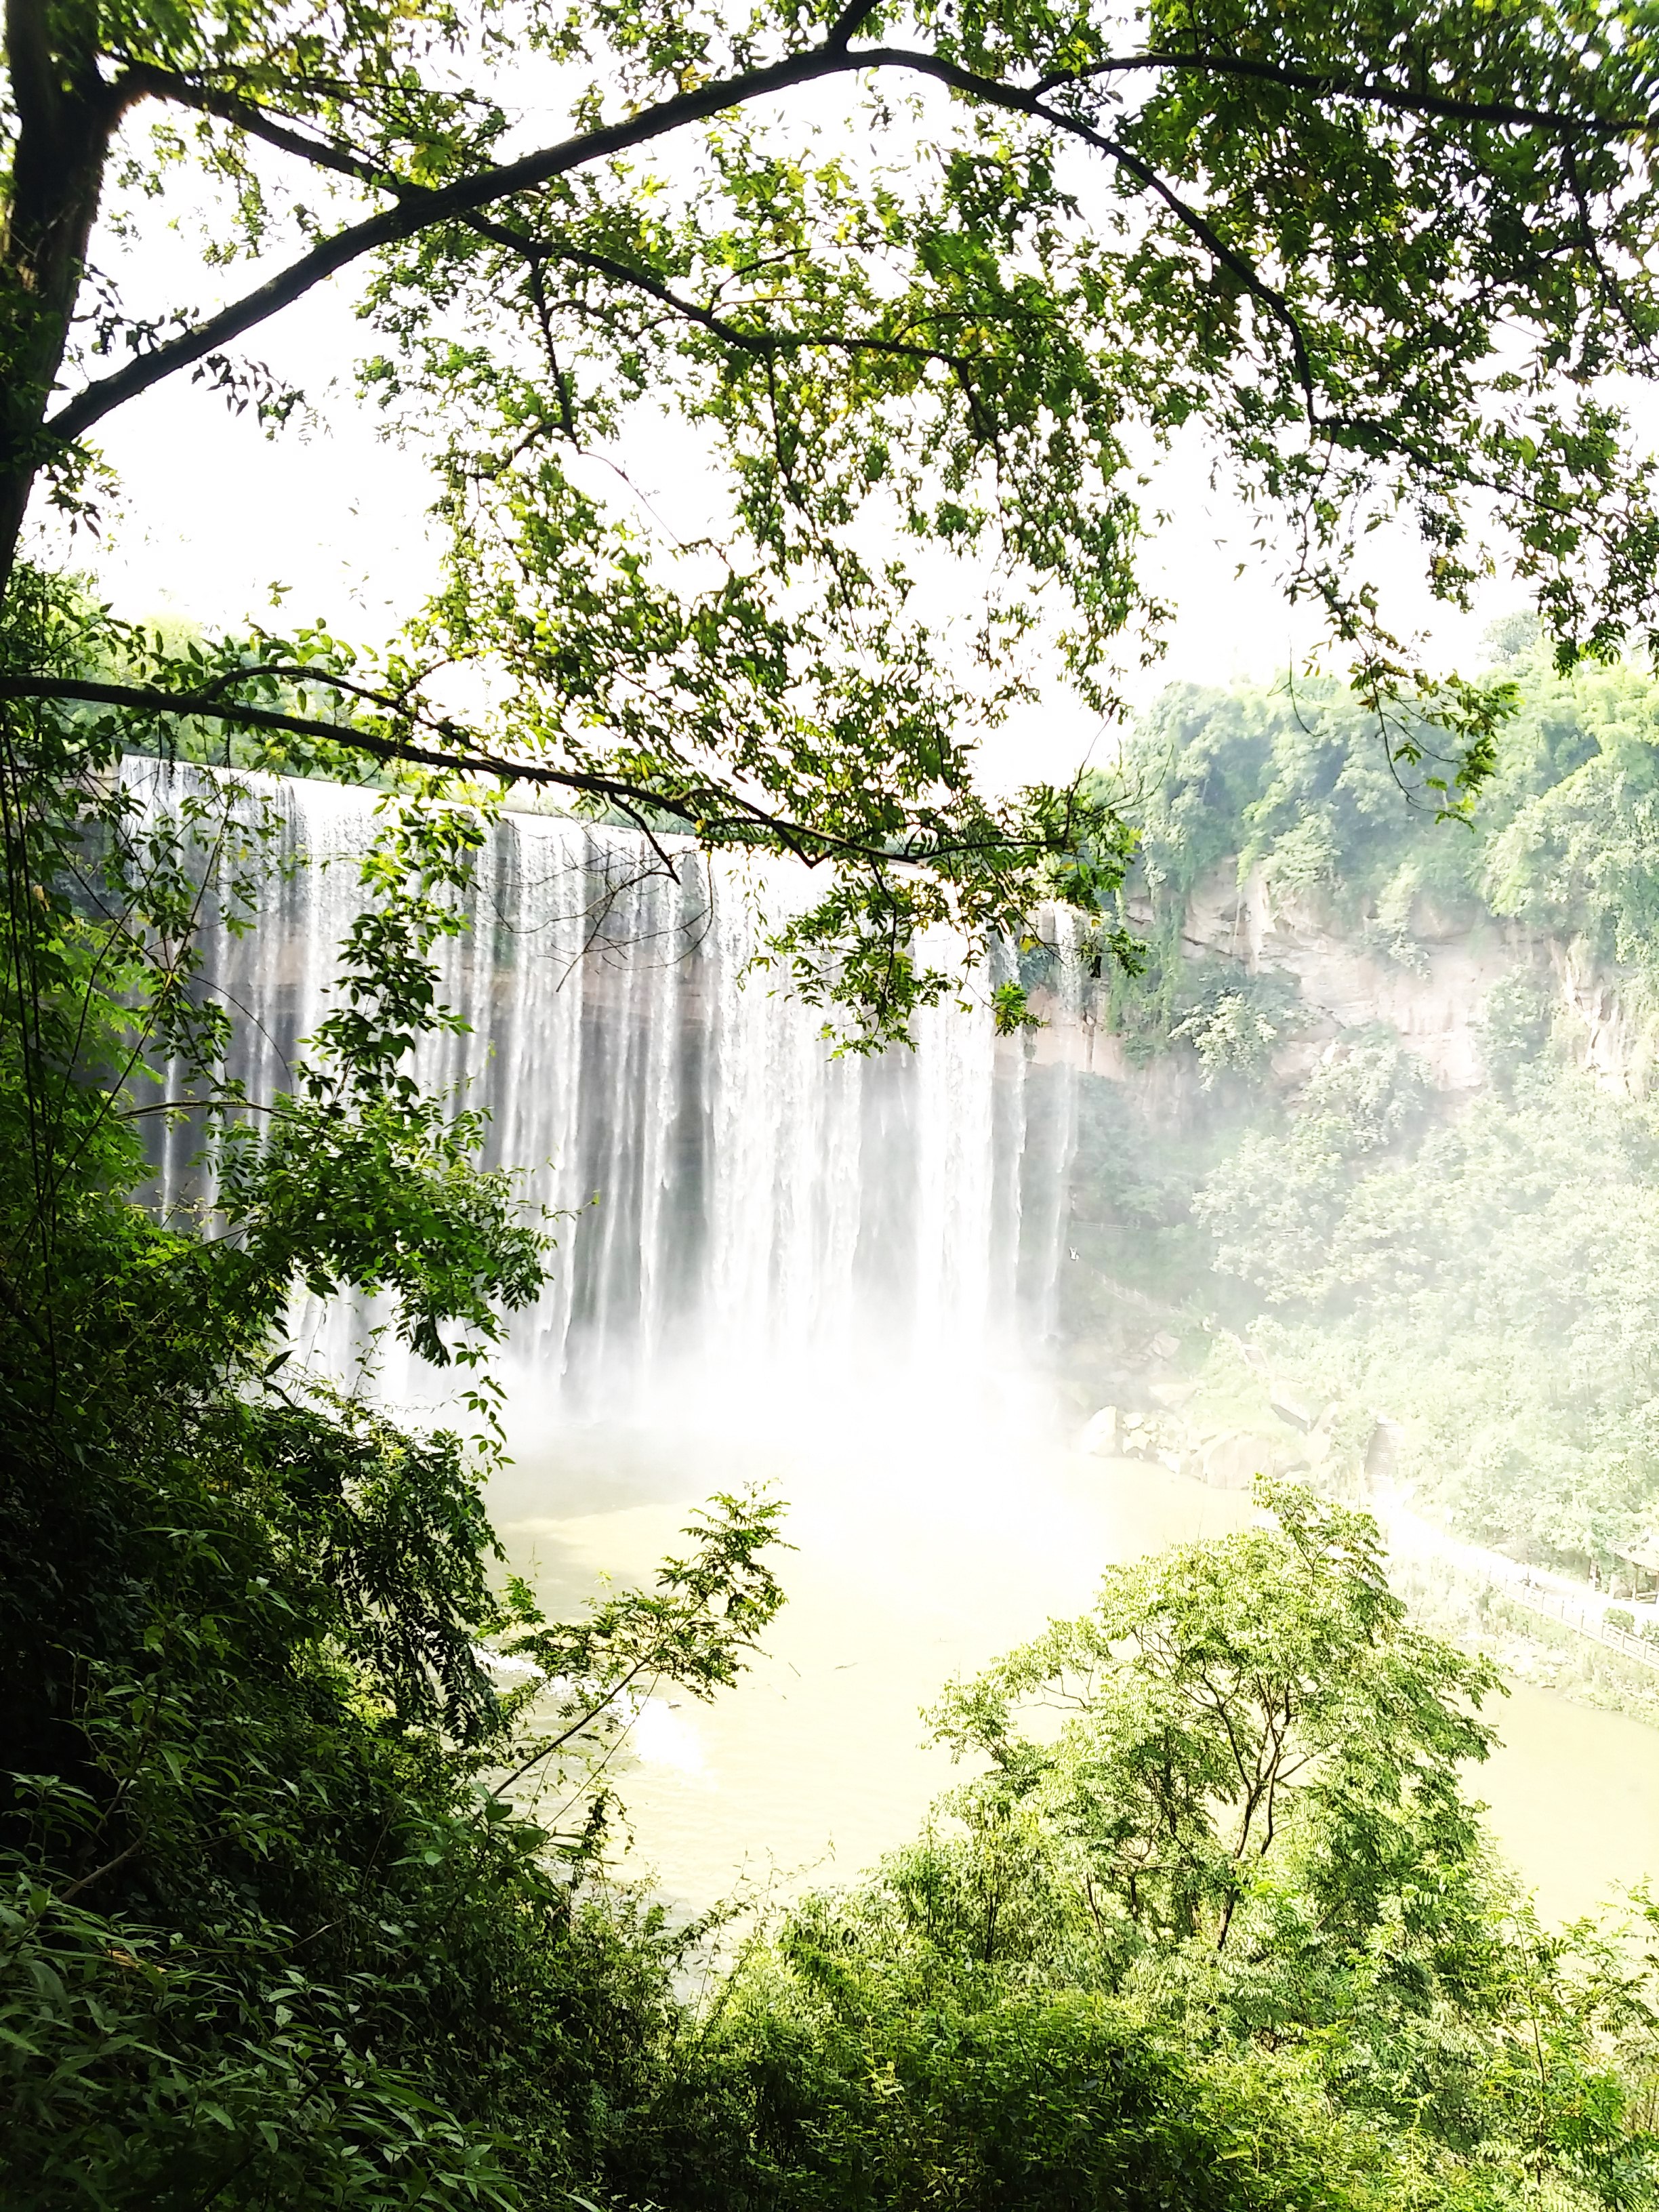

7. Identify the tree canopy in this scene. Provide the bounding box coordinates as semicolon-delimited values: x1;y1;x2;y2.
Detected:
8;0;1659;1028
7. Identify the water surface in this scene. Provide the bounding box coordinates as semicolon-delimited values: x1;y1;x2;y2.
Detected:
493;1390;1659;1925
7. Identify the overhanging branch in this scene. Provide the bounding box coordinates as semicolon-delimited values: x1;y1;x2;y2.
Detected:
0;673;1055;876
0;670;697;812
48;45;871;447
1042;48;1643;137
51;37;1634;451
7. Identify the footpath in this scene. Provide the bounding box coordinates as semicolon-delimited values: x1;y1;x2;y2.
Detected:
1379;1494;1659;1675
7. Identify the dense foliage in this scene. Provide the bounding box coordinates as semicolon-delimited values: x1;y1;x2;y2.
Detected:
1065;633;1659;1570
646;1486;1659;2211
0;600;790;2205
13;0;1659;1034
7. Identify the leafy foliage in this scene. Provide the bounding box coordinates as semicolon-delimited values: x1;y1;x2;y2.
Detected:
11;5;1659;2200
1169;966;1309;1086
1202;1060;1659;1564
928;1482;1500;1964
654;1486;1659;2212
11;573;1655;2203
13;0;1659;1029
0;561;796;2205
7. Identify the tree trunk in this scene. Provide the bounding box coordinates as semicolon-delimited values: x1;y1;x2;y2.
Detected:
0;0;122;605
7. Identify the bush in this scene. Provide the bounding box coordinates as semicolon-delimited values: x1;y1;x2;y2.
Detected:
623;1975;1418;2212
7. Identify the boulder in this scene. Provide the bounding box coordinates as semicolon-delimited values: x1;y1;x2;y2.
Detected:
1200;1432;1271;1492
1121;1412;1162;1462
1269;1387;1322;1433
1080;1406;1122;1457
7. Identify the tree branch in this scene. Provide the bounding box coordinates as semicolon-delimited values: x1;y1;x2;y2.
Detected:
1;670;685;808
825;0;884;54
45;34;1629;458
0;673;1029;873
523;232;994;419
47;45;872;447
125;76;966;396
123;64;399;194
1041;49;1641;139
856;48;1321;415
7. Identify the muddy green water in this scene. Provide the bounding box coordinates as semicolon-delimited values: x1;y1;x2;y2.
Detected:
493;1399;1659;1927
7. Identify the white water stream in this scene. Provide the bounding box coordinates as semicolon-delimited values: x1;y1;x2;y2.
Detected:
132;760;1659;1926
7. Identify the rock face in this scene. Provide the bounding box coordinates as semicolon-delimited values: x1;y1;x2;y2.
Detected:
1269;1386;1321;1434
1210;865;1659;1099
1079;1401;1305;1490
1553;941;1659;1097
1197;1433;1267;1492
1027;857;1659;1099
1177;863;1536;1093
1080;1406;1122;1457
1078;1389;1370;1496
1078;1404;1189;1472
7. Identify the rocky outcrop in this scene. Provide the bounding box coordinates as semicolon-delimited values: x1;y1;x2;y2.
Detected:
1078;1389;1382;1496
1027;860;1659;1100
1552;939;1659;1097
1186;863;1530;1092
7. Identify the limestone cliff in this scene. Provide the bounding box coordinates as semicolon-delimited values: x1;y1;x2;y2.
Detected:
1027;862;1659;1100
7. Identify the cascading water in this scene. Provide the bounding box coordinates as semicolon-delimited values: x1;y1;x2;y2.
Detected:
133;759;1085;1423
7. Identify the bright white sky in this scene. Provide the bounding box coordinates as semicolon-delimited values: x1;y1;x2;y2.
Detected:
47;89;1534;797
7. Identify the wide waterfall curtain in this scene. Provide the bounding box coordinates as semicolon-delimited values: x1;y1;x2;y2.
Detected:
128;758;1085;1414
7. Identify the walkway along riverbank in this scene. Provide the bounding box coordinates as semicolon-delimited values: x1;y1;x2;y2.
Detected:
1380;1494;1659;1675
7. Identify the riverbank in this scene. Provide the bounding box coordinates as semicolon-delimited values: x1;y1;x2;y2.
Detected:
1378;1492;1659;1726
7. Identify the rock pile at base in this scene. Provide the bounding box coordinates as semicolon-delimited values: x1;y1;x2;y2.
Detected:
1079;1395;1368;1492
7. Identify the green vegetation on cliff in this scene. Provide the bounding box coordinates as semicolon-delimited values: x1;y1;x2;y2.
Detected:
1063;634;1659;1573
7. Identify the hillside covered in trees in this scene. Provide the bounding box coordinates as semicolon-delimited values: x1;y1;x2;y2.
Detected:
1055;626;1659;1578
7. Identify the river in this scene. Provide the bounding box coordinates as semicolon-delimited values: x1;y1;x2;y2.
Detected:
494;1382;1659;1929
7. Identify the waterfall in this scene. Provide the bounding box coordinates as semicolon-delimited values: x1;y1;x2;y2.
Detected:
131;760;1084;1420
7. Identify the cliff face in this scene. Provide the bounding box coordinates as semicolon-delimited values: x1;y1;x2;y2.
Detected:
1181;862;1532;1094
1038;862;1659;1102
1550;939;1659;1097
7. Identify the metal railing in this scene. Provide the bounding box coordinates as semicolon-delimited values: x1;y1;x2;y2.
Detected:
1496;1576;1659;1673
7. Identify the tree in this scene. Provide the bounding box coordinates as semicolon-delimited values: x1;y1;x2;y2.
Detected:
7;0;1659;1031
928;1481;1500;1958
616;1482;1658;2209
775;1482;1658;2205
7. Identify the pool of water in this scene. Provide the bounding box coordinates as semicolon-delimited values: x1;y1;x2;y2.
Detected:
491;1389;1659;1927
